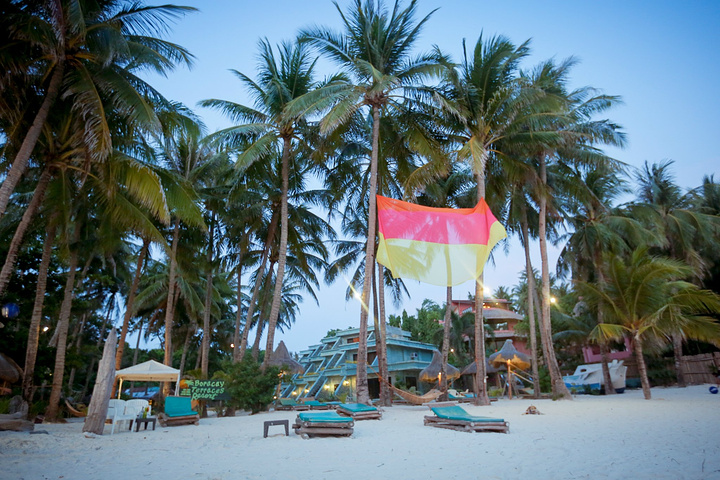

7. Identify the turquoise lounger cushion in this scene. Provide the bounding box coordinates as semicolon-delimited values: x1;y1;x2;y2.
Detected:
303;400;324;406
164;396;198;418
340;403;377;413
431;405;504;423
279;399;298;406
298;412;353;423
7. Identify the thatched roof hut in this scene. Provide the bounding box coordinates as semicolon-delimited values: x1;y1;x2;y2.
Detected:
0;353;22;383
266;341;304;374
488;339;531;370
419;350;460;383
461;358;500;375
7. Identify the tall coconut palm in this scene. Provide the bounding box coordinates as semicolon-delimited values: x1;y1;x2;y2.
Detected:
579;246;720;399
558;165;652;393
201;38;327;370
631;160;720;385
297;0;442;403
0;0;195;219
431;34;553;405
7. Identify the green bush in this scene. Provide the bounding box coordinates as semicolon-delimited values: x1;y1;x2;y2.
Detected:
219;358;279;414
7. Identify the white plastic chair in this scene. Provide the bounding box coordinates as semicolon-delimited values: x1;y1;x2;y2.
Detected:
106;399;135;434
125;399;150;419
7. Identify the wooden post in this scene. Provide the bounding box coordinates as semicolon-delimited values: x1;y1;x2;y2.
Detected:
82;329;117;435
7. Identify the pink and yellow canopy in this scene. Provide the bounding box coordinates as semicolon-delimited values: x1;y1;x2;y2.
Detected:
375;195;507;287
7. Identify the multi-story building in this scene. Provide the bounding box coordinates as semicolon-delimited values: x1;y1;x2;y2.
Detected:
450;297;528;355
281;325;437;400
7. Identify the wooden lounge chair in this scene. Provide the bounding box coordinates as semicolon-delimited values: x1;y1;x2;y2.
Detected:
157;396;199;427
275;398;310;411
424;405;508;433
292;411;354;439
302;400;332;410
336;403;382;420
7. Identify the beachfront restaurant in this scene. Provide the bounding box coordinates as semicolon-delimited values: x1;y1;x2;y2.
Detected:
281;325;437;400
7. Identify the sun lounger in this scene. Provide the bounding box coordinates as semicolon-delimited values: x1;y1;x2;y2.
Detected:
336;403;382;420
292;411;354;438
424;405;508;433
157;396;199;427
275;398;310;411
302;400;332;410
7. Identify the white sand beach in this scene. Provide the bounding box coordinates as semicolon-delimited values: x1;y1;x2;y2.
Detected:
2;385;719;480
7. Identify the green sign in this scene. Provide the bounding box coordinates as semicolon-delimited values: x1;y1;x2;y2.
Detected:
181;379;229;401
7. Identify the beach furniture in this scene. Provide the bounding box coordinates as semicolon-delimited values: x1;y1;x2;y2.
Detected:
424;405;508;433
157;396;199;427
302;400;334;410
336;403;382;420
292;411;354;439
275;398;310;411
106;399;136;434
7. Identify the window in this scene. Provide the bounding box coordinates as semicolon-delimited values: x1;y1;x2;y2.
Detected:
347;336;359;344
410;352;418;361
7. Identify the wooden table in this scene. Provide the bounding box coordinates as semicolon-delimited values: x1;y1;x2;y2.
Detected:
263;419;289;438
134;416;157;432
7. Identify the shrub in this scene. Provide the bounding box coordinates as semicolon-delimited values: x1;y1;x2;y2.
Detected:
220;358;279;414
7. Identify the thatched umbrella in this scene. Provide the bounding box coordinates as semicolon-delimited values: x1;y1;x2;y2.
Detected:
461;358;500;376
419;350;460;385
488;340;530;399
266;341;304;374
0;353;22;383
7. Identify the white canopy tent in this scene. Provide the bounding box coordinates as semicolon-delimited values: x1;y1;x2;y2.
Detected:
114;360;181;398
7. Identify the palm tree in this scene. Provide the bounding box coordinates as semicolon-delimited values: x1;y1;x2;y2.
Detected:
631;161;720;385
298;0;442;404
0;0;195;219
558;165;652;393
579;246;720;399
201;38;326;370
432;33;550;405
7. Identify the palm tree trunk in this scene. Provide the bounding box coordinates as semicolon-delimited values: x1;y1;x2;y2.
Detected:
115;238;150;372
672;333;686;387
356;105;382;405
473;168;490;406
440;285;452;401
0;61;64;219
22;220;57;405
377;265;390;406
46;238;80;420
593;248;616;395
232;253;243;359
633;334;652;399
163;218;181;391
179;323;196;378
263;138;291;369
251;322;265;360
237;212;279;362
201;215;215;378
0;167;53;297
520;213;541;397
538;153;572;400
66;313;87;394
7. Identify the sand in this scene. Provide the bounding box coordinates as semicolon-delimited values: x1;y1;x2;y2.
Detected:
2;385;719;480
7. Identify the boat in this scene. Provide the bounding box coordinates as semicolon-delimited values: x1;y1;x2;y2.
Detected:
563;360;627;393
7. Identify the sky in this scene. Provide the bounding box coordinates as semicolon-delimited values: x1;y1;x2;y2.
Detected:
136;0;720;354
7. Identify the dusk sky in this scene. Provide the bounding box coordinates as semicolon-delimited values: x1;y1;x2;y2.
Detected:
139;0;720;353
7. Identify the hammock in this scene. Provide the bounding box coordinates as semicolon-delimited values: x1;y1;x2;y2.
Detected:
388;385;443;405
64;399;87;417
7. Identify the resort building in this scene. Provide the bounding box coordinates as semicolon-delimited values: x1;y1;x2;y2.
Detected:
281;325;437;401
450;297;529;355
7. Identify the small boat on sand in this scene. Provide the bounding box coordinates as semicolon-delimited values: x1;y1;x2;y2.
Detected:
563;360;627;393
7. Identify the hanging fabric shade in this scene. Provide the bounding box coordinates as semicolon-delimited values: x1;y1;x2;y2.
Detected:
266;341;304;374
488;340;531;370
419;350;460;383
